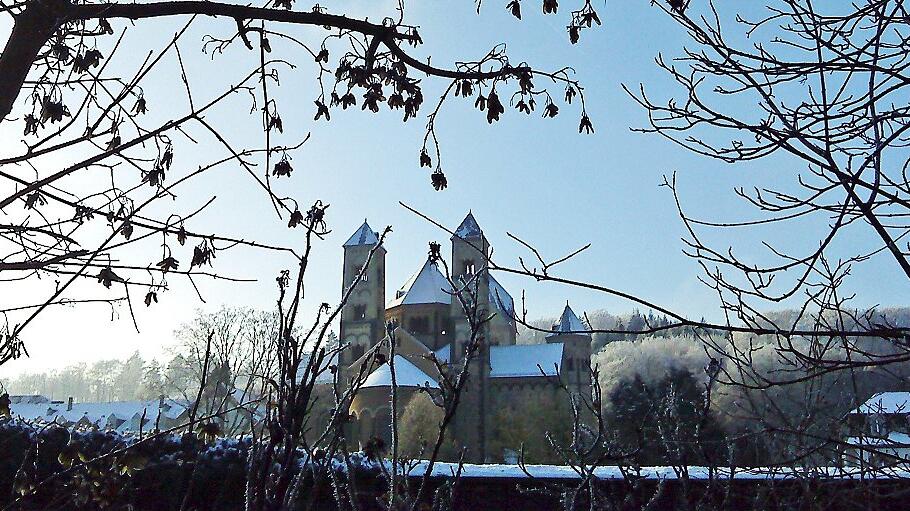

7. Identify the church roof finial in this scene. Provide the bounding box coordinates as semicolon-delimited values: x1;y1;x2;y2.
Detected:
451;211;483;240
547;303;590;338
343;220;379;247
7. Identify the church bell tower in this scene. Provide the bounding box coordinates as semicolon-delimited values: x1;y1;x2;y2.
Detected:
339;220;386;368
449;212;492;462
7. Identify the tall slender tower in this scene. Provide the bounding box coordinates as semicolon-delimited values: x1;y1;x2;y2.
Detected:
340;220;386;368
449;212;492;462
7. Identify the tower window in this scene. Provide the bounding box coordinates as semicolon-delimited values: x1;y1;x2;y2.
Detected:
351;265;368;282
462;259;476;276
353;304;366;320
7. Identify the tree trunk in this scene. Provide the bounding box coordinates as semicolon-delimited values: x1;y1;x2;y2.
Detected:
0;0;68;123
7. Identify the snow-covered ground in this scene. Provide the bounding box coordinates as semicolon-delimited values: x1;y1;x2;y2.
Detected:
404;462;910;480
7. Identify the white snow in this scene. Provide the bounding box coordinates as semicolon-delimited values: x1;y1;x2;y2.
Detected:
847;432;910;446
433;340;563;378
852;392;910;414
362;355;440;389
490;343;563;378
12;398;188;431
452;212;483;239
433;345;451;364
343;220;380;247
488;275;515;321
404;462;910;480
547;304;589;338
297;350;340;384
386;260;452;308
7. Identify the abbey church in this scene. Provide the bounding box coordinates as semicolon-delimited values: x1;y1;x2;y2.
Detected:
336;213;592;462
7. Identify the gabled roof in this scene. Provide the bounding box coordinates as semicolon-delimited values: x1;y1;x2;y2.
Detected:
452;212;483;240
343;220;379;247
11;399;189;428
490;343;563;378
852;392;910;415
362;355;439;389
387;260;453;308
547;304;590;338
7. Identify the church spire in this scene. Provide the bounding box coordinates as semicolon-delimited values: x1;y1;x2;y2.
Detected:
451;211;483;240
548;303;590;338
344;220;379;247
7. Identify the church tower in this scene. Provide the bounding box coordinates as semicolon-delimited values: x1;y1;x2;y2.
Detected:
340;221;386;368
449;212;492;462
547;303;593;399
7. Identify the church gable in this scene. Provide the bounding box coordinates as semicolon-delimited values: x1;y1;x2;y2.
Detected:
362;355;439;389
387;260;452;308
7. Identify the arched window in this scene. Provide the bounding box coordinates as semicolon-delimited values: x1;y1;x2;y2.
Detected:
462;259;476;276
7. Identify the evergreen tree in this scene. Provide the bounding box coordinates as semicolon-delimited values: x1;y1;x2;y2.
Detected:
627;310;646;340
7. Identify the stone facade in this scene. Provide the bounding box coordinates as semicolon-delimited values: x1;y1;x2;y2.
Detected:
337;213;592;462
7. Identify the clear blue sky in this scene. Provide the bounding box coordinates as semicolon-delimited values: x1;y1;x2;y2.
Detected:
1;0;907;376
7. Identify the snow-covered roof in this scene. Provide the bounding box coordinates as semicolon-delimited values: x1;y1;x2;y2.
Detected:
362;355;439;389
9;395;50;404
847;432;910;447
434;341;562;377
387;260;453;308
297;350;340;384
547;304;590;338
343;220;379;247
11;399;188;429
488;275;515;323
433;345;451;364
852;392;910;415
452;212;483;239
490;343;563;378
403;462;910;480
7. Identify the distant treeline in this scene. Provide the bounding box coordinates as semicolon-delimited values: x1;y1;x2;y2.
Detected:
1;351;169;403
519;306;910;352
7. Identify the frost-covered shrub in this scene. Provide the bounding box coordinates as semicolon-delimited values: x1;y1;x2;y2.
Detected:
0;420;385;510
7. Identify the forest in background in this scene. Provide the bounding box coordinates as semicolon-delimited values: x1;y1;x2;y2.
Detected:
8;305;904;466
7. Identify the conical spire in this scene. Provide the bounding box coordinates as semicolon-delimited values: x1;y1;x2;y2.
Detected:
451;211;483;240
547;303;590;338
343;220;379;247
